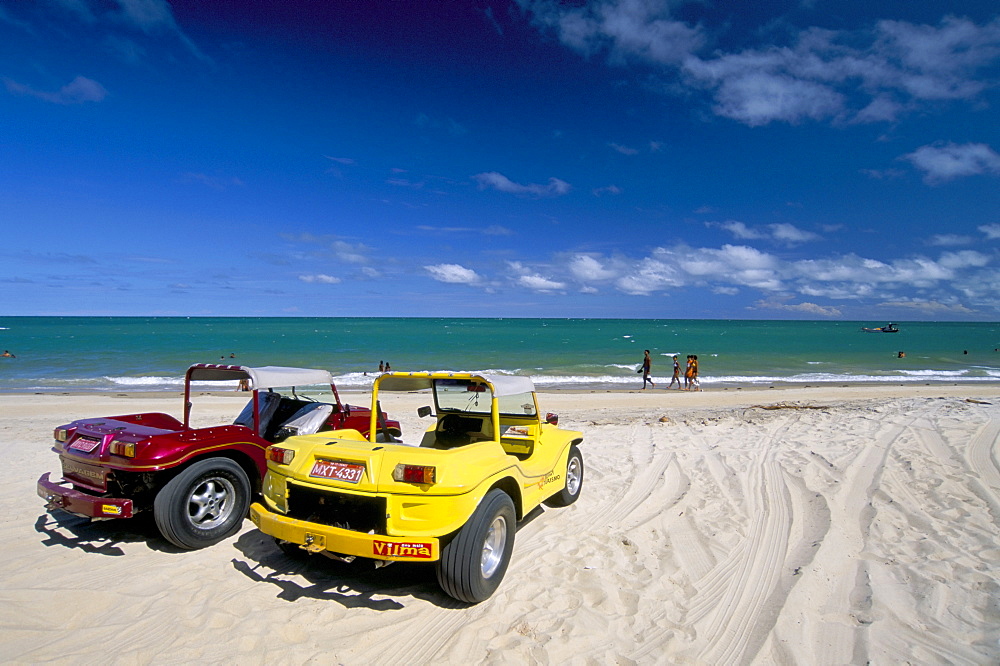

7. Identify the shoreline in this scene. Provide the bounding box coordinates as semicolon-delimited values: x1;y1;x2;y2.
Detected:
4;381;999;401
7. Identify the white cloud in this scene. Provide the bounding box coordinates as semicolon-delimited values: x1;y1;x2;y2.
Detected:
298;274;340;284
507;261;566;292
687;18;1000;125
902;142;1000;184
4;75;107;104
937;250;990;270
331;240;370;264
860;167;905;180
568;254;617;281
769;223;821;244
615;254;686;295
473;171;571;197
609;142;638;155
979;224;1000;239
873;17;1000;100
689;64;845;126
877;299;977;314
716;220;764;240
927;234;972;246
792;254;956;290
519;0;704;65
425;263;481;285
102;0;211;63
753;300;842;317
593;184;622;196
518;274;567;291
386;178;424;189
522;3;1000;127
712;220;820;244
416;224;513;236
280;233;373;268
490;243;996;309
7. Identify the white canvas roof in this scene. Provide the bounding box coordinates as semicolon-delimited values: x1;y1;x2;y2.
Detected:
246;366;333;389
377;372;535;397
187;364;332;388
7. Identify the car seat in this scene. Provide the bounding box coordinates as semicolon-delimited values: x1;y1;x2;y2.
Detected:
273;403;334;442
435;414;488;448
233;391;282;437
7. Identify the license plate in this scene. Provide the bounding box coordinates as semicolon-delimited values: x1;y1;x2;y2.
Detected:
310;459;365;484
69;437;101;453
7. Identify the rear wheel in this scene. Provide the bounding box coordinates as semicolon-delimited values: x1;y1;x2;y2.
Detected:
153;458;250;550
436;488;516;603
544;445;584;507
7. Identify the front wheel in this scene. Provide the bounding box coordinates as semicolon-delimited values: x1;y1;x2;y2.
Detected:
436;488;516;603
544;444;584;507
153;458;250;550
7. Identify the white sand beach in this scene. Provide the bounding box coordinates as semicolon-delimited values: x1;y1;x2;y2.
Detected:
3;385;1000;664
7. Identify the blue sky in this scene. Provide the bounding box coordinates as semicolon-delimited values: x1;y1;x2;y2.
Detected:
2;0;999;320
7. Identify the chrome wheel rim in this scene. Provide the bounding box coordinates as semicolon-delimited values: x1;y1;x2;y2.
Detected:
187;477;236;529
565;456;582;496
481;515;508;578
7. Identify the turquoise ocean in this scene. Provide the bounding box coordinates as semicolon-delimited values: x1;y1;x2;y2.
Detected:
1;317;998;393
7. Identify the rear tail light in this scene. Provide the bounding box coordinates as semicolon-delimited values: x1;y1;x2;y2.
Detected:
109;440;136;458
266;446;295;464
393;464;436;484
54;428;69;442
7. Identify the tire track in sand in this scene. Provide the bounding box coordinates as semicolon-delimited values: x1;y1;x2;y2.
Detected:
794;402;926;666
627;412;803;663
964;403;1000;518
587;421;679;530
687;421;794;664
362;420;658;664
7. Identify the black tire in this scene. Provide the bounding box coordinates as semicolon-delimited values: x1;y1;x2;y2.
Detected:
153;458;250;550
544;444;584;508
436;488;516;603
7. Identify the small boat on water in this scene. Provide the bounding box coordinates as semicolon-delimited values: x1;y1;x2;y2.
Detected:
861;323;899;333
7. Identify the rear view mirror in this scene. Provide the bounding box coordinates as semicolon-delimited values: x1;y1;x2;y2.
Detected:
545;412;559;425
417;406;432;418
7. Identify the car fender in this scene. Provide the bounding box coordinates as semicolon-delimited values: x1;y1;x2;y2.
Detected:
153;448;262;494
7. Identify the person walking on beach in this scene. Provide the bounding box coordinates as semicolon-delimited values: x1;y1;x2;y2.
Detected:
641;350;655;389
668;355;681;389
684;355;694;390
690;354;701;391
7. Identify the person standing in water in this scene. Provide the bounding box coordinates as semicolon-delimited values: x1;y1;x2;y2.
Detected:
641;350;655;389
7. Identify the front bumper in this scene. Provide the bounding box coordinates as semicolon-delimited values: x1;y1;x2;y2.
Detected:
249;502;440;562
36;473;134;519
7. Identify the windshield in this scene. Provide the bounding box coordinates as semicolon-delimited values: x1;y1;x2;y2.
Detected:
433;379;536;417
